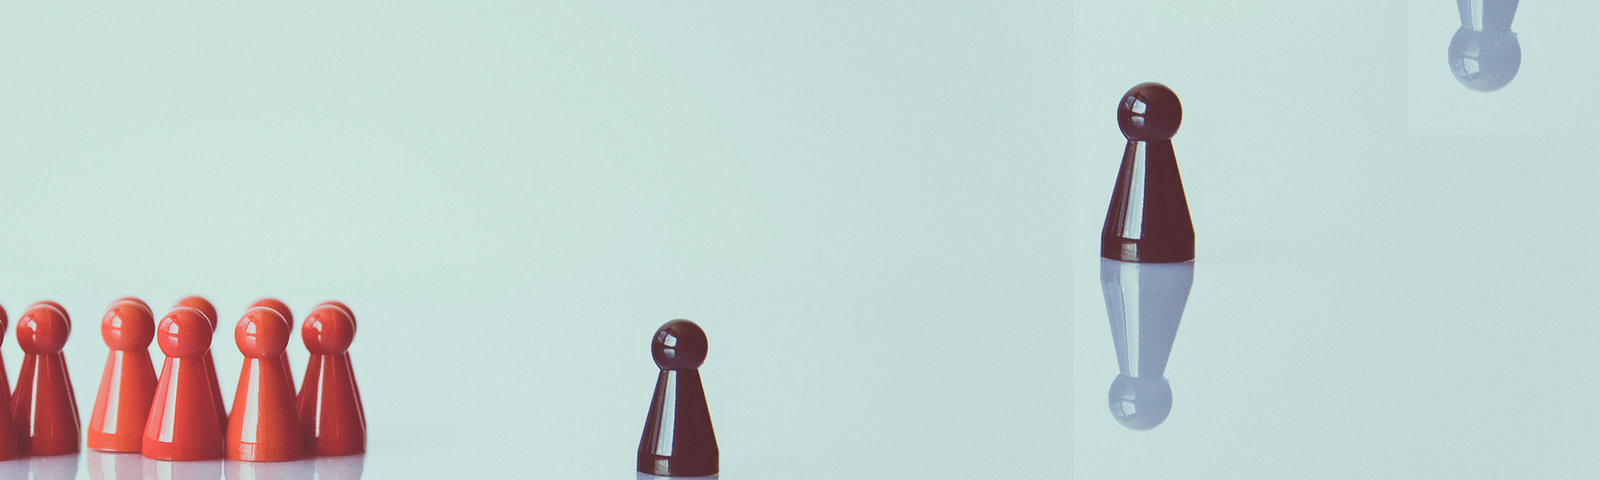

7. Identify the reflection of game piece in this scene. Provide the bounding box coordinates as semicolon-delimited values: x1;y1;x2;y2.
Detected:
315;453;365;480
173;295;229;437
227;306;305;462
1449;0;1522;92
89;300;160;452
1102;82;1193;264
316;301;363;425
0;304;17;461
86;451;143;480
12;302;81;456
637;319;718;477
251;299;298;392
1100;258;1194;431
25;453;78;480
143;307;225;461
298;305;365;456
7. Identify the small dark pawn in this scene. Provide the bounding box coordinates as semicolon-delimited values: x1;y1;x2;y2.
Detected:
1102;82;1194;263
637;319;717;477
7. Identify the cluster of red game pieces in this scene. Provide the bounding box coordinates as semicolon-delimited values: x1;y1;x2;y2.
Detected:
0;297;365;462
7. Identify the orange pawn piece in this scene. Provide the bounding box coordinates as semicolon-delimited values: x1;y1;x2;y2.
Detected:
12;302;81;455
142;307;225;460
297;305;365;456
227;307;305;461
0;303;10;403
0;304;19;461
314;301;364;426
173;296;228;436
88;300;159;452
250;299;297;387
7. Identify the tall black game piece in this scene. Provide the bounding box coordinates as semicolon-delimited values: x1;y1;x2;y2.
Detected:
1102;82;1193;263
638;320;718;477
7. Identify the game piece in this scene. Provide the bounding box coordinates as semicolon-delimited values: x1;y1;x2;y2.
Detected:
297;305;365;456
227;307;305;462
0;304;17;461
0;303;10;402
1100;258;1193;430
1102;82;1193;264
637;319;717;477
113;297;151;314
251;298;298;391
88;300;159;452
142;307;225;461
1450;0;1521;92
11;302;81;455
316;301;364;425
172;296;229;436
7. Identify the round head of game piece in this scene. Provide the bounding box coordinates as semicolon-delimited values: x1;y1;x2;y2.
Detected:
173;296;219;332
32;300;70;328
1117;82;1182;141
236;307;291;359
319;301;356;333
302;304;355;355
157;307;214;358
651;319;708;370
114;296;152;314
0;303;8;337
1107;374;1172;431
17;304;71;355
252;298;293;328
102;300;156;350
1449;28;1520;92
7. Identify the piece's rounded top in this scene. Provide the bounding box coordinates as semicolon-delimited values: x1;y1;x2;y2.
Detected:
103;300;156;350
157;307;214;358
236;307;291;359
1108;374;1173;431
1449;28;1521;92
302;304;355;355
318;301;356;333
251;298;293;330
32;300;70;328
173;296;219;332
18;303;71;354
1117;82;1183;141
114;297;152;314
0;302;8;334
651;319;708;370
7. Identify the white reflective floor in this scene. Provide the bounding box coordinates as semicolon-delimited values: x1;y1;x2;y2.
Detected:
1074;1;1600;478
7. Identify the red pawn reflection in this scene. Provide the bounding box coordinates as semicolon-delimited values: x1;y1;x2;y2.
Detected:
88;300;159;452
173;295;229;437
142;307;225;460
227;307;305;461
297;305;365;456
12;302;81;455
250;299;297;394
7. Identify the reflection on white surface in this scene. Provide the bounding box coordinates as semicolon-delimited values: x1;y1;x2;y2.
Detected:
29;453;80;480
311;455;364;480
82;451;365;480
88;452;142;480
638;472;718;480
224;459;313;480
143;457;222;480
1099;258;1193;431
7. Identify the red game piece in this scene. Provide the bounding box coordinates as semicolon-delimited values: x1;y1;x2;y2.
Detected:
172;296;229;436
12;303;81;456
142;307;225;460
0;304;18;461
297;305;365;456
0;303;10;403
112;297;151;314
88;300;159;452
251;299;297;391
315;301;363;426
227;307;305;462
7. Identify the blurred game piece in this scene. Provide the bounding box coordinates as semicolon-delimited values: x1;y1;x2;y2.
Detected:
251;299;298;393
227;307;305;462
0;303;9;404
173;296;229;436
89;300;159;452
143;307;225;461
316;301;364;425
1450;0;1521;92
113;297;152;314
0;304;17;461
297;305;365;456
637;319;718;477
11;302;81;455
1102;82;1194;263
1100;258;1193;430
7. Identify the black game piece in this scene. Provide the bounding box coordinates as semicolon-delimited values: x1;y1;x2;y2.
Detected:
637;320;718;477
1449;0;1521;92
1102;82;1194;263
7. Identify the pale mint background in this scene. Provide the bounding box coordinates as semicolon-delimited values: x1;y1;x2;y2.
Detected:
1075;1;1600;478
0;2;1070;478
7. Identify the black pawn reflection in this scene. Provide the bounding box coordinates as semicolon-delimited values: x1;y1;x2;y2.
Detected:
1102;82;1193;264
1449;0;1521;92
1100;258;1194;431
638;320;718;478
